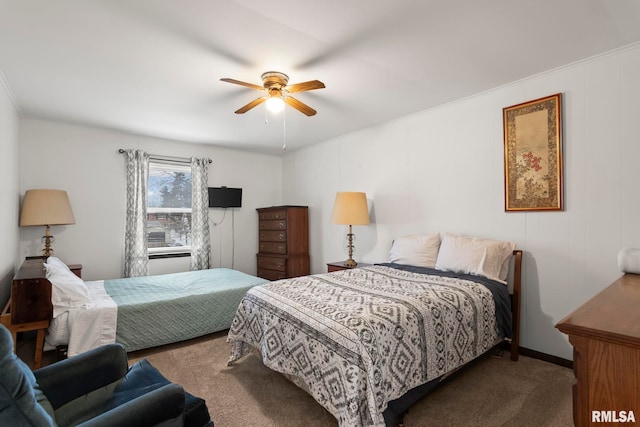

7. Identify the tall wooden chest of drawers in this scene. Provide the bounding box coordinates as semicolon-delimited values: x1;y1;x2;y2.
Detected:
257;206;309;280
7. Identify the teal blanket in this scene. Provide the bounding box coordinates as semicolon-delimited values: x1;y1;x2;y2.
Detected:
104;268;268;351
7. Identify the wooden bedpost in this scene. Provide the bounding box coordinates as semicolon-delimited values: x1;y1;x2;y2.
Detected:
510;250;522;361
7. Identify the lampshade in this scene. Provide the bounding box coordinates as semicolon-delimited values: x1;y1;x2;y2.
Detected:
331;192;370;225
20;189;76;226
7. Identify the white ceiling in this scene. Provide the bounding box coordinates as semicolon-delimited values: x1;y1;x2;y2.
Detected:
1;0;640;155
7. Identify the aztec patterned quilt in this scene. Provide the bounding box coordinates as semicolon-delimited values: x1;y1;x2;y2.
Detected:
227;264;511;427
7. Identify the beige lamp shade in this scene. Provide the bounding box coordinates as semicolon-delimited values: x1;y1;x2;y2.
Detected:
20;189;76;226
331;192;370;225
331;192;370;268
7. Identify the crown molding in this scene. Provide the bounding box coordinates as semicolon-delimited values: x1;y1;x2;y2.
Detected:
0;68;23;117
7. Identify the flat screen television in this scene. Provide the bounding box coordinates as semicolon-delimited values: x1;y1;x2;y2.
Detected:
208;187;242;208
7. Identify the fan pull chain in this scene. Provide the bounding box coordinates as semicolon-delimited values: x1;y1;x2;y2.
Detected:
282;107;287;151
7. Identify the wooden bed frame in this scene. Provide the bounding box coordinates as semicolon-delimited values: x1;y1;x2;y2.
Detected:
383;249;523;426
510;249;522;361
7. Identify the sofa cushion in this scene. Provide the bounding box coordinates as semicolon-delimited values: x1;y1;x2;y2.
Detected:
0;325;56;427
52;380;121;427
108;359;211;427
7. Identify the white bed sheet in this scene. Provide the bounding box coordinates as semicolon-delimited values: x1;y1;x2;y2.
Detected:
45;280;118;357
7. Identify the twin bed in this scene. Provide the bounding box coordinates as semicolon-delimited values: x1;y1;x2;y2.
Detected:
44;261;268;356
227;232;522;427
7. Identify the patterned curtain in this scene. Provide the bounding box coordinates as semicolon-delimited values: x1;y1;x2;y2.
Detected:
123;149;149;277
190;157;211;270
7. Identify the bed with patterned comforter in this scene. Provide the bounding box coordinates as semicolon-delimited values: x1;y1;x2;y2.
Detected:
227;264;512;427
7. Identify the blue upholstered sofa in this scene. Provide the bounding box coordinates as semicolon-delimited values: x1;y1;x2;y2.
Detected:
0;324;213;426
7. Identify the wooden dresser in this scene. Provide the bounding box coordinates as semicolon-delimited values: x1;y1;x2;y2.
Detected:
256;206;309;280
556;273;640;426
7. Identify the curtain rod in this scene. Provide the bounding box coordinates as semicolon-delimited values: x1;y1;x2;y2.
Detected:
118;149;212;164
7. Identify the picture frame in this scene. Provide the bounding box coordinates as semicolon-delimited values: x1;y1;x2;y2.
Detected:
503;93;563;211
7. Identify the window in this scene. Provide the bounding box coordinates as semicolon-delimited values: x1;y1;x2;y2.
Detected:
147;161;192;256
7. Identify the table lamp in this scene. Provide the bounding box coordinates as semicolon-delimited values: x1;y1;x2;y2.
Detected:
331;192;370;267
20;189;75;257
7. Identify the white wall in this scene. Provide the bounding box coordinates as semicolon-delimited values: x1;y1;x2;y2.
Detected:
19;119;282;281
0;73;21;306
282;43;640;360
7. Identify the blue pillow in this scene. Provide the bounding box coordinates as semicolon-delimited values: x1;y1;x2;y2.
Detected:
0;325;55;426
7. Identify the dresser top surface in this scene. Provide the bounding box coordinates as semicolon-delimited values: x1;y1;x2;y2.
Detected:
556;273;640;346
257;205;308;211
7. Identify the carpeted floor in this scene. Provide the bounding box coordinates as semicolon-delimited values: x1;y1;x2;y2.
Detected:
126;331;574;427
23;330;574;426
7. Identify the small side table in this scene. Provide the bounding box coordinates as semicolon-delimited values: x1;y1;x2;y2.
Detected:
3;260;82;368
1;300;49;369
327;261;373;273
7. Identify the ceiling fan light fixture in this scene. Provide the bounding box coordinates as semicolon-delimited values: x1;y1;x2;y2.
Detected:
266;96;285;113
221;71;324;116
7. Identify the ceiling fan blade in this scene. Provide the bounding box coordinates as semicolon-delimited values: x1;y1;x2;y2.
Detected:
284;96;317;116
235;96;267;114
286;80;325;93
220;78;264;91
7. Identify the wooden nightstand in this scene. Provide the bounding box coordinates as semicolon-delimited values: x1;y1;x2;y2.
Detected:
327;261;373;272
1;258;82;368
67;264;83;278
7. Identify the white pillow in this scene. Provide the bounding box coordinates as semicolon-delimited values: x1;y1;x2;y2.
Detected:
388;233;441;268
44;258;91;316
45;256;69;270
435;233;515;284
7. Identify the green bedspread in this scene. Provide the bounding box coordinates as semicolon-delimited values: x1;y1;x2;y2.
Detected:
104;268;268;351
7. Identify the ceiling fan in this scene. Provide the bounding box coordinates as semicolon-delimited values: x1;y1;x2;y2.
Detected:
220;71;325;116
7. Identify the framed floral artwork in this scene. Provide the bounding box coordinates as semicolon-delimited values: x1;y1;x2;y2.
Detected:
503;93;563;211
